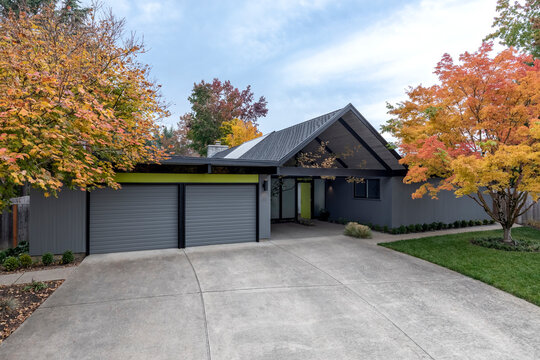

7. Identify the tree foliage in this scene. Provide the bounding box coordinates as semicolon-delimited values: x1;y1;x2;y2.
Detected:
155;125;197;156
179;79;267;156
485;0;540;58
0;4;168;209
383;43;540;243
220;118;262;147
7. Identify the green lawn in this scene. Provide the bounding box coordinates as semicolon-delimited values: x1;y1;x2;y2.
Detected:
379;227;540;306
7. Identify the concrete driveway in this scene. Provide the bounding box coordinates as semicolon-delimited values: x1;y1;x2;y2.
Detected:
1;222;539;359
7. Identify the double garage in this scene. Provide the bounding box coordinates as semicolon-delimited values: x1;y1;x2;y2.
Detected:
29;178;261;256
89;184;258;254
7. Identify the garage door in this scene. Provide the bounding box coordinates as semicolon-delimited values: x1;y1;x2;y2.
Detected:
185;184;256;246
89;185;178;254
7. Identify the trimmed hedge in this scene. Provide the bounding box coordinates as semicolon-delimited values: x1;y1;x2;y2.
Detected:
330;218;496;234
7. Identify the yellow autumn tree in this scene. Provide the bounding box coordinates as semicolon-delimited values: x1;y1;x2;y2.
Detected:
383;43;540;243
220;118;262;147
0;4;168;209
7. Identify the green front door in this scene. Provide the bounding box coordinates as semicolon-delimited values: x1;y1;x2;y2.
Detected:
300;182;311;219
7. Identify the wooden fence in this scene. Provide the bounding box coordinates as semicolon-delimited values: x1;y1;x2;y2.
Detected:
517;197;540;224
0;196;29;250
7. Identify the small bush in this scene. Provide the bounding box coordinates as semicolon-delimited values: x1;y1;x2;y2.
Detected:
421;223;428;232
344;222;372;239
482;219;490;225
24;280;48;291
42;252;54;266
319;209;330;221
474;220;482;226
460;220;468;227
391;228;399;235
0;297;19;313
468;220;475;227
62;250;74;264
382;225;389;233
19;253;32;268
405;224;414;233
453;220;460;228
489;219;496;224
441;223;448;229
373;224;382;232
3;256;20;271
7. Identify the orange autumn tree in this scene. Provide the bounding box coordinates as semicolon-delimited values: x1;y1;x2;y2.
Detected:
383;43;540;243
220;118;262;147
0;4;168;209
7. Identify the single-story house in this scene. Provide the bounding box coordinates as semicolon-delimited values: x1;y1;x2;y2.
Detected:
29;103;488;255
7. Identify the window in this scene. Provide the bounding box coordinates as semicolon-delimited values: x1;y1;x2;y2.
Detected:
354;179;380;199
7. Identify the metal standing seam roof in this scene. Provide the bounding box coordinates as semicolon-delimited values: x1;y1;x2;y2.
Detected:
213;109;342;162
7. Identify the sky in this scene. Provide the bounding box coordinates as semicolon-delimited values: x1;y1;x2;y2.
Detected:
91;0;499;138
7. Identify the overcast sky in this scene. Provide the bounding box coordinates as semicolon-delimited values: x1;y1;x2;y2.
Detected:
93;0;499;138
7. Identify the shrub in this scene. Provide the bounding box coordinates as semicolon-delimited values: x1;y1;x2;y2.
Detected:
460;220;468;227
19;253;32;268
413;224;421;232
373;224;382;232
441;223;448;229
62;250;74;264
421;223;428;232
42;252;54;266
344;222;372;239
3;256;20;271
0;297;19;313
24;280;48;291
406;224;414;233
319;209;330;221
482;219;490;225
0;241;30;264
453;220;460;228
474;220;482;226
468;220;475;227
489;219;496;224
383;225;389;233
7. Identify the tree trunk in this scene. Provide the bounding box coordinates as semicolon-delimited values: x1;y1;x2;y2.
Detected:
502;226;514;245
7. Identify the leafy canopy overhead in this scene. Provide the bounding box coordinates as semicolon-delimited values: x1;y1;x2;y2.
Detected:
179;79;268;156
383;43;540;242
0;3;168;208
220;118;262;147
485;0;540;58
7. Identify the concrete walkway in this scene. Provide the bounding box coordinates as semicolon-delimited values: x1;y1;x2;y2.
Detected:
0;267;76;285
0;223;538;360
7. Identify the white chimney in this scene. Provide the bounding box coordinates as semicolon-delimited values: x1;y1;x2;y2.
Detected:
207;140;229;157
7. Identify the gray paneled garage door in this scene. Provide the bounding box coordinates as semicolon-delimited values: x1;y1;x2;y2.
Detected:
185;184;256;246
90;185;178;254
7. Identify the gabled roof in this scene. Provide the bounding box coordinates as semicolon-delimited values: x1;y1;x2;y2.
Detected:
213;103;403;171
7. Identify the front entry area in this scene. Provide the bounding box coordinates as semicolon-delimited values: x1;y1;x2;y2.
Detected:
271;177;326;222
89;183;258;254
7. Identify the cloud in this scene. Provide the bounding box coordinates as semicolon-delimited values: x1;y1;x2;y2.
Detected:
282;0;498;88
222;0;333;60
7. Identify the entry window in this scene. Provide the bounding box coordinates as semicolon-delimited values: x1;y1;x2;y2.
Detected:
354;179;380;199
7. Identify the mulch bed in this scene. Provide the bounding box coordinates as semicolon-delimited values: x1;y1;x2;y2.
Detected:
0;280;63;343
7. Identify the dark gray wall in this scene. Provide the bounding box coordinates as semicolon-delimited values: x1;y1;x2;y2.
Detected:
325;176;490;228
390;177;489;227
29;189;86;255
325;177;393;227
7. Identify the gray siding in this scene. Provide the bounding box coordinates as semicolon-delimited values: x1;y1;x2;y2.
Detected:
29;189;86;255
185;185;256;246
325;177;393;227
259;175;271;239
390;177;489;227
89;186;178;254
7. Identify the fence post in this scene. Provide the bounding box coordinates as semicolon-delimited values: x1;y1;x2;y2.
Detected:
12;204;18;248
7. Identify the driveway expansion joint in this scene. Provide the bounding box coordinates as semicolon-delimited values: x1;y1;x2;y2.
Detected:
268;239;436;360
184;249;212;360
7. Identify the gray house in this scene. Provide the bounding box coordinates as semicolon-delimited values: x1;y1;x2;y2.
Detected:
29;103;488;255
